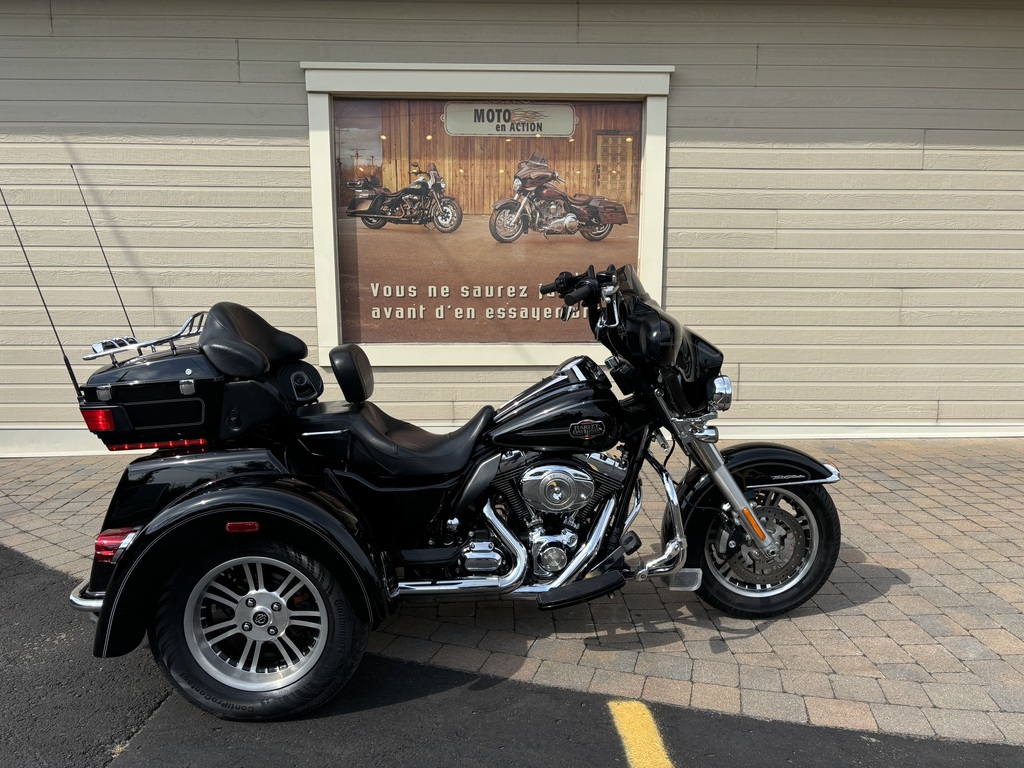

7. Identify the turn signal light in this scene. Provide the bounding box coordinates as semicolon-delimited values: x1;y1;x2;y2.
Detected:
81;407;115;432
95;527;138;563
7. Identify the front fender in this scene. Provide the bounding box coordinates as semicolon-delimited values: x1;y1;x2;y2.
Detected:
678;441;840;521
95;476;393;658
491;197;518;210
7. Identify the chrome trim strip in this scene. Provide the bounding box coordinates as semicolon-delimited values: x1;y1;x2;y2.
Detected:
69;579;104;612
397;500;528;597
744;462;842;489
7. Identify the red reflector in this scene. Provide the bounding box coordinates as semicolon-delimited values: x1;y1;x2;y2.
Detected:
226;522;260;533
107;438;208;452
81;408;116;432
95;527;137;563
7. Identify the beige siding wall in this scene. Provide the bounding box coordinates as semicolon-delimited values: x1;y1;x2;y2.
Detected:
1;1;1022;453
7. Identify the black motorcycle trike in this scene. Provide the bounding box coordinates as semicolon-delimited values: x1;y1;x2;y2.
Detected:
70;265;841;720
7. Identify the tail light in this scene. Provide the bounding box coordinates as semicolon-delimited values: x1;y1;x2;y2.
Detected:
81;407;116;432
107;438;207;452
95;527;139;563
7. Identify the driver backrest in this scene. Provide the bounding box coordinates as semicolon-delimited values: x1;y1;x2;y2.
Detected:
329;344;374;404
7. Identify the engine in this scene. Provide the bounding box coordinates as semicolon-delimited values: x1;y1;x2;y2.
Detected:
482;451;627;582
537;201;579;234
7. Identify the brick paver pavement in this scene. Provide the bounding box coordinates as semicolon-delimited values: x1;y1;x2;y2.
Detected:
3;439;1023;744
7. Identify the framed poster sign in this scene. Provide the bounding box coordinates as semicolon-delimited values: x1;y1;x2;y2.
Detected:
304;63;672;366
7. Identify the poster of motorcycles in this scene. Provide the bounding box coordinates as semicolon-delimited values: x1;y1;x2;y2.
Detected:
334;98;642;343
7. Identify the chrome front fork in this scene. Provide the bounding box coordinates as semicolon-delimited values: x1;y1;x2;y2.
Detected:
686;438;780;557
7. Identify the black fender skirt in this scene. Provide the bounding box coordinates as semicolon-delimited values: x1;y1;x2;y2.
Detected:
94;476;393;658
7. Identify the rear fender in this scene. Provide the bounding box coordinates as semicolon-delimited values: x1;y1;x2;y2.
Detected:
677;441;840;526
95;476;393;658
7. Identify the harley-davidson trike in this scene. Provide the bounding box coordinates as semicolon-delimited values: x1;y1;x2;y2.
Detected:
489;152;629;243
345;161;462;232
70;264;840;720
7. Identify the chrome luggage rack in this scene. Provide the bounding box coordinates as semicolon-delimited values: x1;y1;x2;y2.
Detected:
83;311;207;365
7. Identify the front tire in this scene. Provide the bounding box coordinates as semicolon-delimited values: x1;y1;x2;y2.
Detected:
682;484;841;618
432;198;463;233
149;542;367;720
361;217;387;229
489;204;525;243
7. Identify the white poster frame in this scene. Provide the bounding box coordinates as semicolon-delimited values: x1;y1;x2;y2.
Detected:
303;62;673;367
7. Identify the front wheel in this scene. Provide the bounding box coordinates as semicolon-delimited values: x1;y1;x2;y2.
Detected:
361;217;387;229
432;198;463;233
489;204;525;243
683;484;841;618
149;542;367;720
579;223;613;241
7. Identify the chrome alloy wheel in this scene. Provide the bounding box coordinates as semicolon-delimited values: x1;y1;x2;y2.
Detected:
705;487;820;598
185;556;327;692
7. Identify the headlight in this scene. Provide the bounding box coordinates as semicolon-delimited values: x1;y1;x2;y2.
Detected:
513;177;522;192
439;179;445;190
711;375;732;410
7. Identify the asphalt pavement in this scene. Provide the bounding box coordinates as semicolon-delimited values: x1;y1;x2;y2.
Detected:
5;544;1023;768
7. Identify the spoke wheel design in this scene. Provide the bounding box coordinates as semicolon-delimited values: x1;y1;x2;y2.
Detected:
705;489;817;598
681;482;841;618
489;205;525;243
186;556;326;691
579;223;613;241
432;199;463;233
150;542;368;720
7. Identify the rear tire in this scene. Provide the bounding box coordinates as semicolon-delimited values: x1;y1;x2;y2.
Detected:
579;224;613;241
361;217;387;229
149;541;367;720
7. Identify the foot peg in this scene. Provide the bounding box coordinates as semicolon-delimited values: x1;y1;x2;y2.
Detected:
662;568;702;591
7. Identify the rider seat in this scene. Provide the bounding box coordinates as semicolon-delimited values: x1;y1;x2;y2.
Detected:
569;194;594;206
301;344;494;476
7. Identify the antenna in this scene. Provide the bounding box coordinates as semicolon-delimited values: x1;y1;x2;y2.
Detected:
0;183;82;397
70;164;136;337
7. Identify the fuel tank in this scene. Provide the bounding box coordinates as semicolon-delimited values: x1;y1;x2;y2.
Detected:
488;356;623;452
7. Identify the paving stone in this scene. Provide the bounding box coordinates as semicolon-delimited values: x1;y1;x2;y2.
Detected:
634;653;693;682
690;682;741;714
870;703;936;737
642;676;691;707
741;690;807;724
924;682;999;711
990;712;1024;746
924;709;1003;742
531;660;594;692
430;644;491;673
478;629;532;656
588;669;645;698
691;659;739;687
805;697;878;731
480;652;541;682
830;675;886;703
580;647;638;674
879;679;931;707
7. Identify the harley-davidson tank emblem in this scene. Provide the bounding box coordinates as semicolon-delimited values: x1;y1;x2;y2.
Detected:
569;419;605;439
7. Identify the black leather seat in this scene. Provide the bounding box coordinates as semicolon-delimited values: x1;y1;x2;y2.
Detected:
310;344;494;476
200;302;307;377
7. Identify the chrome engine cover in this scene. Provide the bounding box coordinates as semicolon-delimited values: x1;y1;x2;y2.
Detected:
520;465;595;516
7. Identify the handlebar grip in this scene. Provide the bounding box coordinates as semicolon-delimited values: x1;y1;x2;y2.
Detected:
563;281;597;306
539;281;559;295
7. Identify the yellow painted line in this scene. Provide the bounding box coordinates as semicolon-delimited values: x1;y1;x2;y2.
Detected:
608;700;675;768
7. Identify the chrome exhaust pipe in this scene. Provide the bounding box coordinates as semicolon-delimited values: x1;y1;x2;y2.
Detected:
397;501;527;598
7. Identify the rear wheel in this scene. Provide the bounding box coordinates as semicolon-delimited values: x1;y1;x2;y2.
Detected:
149;542;367;720
361;217;387;229
680;484;840;618
579;224;613;241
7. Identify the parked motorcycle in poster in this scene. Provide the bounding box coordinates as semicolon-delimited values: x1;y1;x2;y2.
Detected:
489;152;629;243
68;264;840;721
346;162;462;232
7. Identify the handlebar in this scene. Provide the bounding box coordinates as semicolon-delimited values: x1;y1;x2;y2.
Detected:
540;265;617;306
